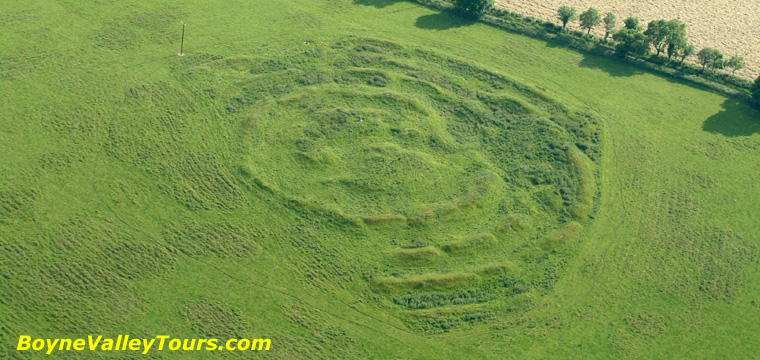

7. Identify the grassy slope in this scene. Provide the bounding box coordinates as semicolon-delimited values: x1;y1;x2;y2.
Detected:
1;0;759;359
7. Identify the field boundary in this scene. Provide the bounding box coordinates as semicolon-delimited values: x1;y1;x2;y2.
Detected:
404;0;758;107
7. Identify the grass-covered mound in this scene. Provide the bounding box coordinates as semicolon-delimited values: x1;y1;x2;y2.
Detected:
164;37;602;333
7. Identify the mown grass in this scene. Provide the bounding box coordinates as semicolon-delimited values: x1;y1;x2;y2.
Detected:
1;0;759;359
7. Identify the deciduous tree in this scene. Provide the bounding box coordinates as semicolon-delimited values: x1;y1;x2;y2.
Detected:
613;28;649;57
726;56;746;77
711;51;724;70
644;20;669;56
579;8;602;35
603;13;617;42
665;19;687;61
697;47;723;70
557;6;578;31
679;44;695;65
623;17;640;30
453;0;494;18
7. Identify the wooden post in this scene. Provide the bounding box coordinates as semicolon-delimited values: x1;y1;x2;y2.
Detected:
179;22;186;56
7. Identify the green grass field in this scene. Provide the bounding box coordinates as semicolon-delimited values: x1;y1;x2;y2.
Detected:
1;0;759;358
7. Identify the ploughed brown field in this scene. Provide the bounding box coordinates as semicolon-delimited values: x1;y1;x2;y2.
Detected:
496;0;760;79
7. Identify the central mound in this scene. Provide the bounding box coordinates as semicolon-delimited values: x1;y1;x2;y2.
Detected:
227;39;598;221
147;37;601;333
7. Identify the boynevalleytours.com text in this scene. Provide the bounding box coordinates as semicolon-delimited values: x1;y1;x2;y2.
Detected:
17;335;271;355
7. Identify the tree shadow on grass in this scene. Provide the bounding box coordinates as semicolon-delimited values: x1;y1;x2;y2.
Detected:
702;98;760;137
353;0;404;8
415;12;476;31
578;54;643;77
540;36;643;77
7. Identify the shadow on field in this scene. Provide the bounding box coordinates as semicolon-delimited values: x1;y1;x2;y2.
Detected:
415;12;475;31
702;98;760;137
353;0;404;8
578;54;642;77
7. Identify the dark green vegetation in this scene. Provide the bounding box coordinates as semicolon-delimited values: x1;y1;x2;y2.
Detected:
602;13;616;42
697;47;724;71
613;27;650;57
556;6;577;31
452;0;493;17
1;0;759;359
578;8;601;35
727;56;746;77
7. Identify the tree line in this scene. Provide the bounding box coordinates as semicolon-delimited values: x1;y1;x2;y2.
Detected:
556;6;747;76
450;0;760;103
